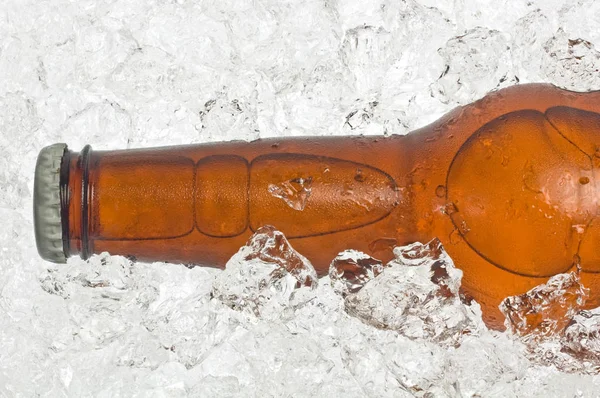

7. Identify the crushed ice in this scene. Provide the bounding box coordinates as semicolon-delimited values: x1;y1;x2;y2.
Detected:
213;228;600;375
6;0;600;395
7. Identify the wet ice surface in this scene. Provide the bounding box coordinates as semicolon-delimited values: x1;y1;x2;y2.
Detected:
329;249;384;295
500;270;589;339
499;270;600;375
212;225;318;316
344;239;483;347
4;0;600;396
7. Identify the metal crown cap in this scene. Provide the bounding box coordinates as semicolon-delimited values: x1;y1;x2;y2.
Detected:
34;143;67;263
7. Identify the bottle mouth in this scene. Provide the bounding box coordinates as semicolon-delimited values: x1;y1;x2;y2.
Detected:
33;143;69;263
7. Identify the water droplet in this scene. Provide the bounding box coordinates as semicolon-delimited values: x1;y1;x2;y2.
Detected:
458;220;470;234
354;168;366;182
268;177;313;211
435;185;446;198
341;181;354;196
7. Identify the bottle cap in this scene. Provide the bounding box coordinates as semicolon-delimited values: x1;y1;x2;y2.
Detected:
34;143;68;263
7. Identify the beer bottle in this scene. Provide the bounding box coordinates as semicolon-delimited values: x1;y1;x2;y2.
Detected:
33;83;600;328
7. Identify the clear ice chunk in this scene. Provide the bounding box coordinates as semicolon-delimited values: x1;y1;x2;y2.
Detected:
500;271;589;339
562;308;600;365
495;272;600;374
268;177;313;211
512;306;600;375
343;238;483;346
393;237;445;266
211;226;318;317
328;250;384;296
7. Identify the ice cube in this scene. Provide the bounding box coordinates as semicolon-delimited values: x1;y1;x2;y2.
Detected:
212;226;318;317
344;238;482;346
561;308;600;364
242;225;318;287
500;271;589;339
393;237;445;266
328;250;384;296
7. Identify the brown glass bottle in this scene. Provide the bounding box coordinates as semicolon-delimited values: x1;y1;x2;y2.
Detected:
34;83;600;329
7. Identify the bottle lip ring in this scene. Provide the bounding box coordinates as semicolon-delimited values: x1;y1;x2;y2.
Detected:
80;144;92;260
34;143;68;263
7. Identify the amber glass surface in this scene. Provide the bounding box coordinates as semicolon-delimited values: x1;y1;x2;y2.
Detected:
60;84;600;329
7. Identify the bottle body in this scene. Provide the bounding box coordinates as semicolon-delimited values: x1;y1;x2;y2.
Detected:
43;83;600;329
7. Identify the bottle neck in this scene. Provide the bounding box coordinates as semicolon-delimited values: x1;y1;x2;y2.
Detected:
58;134;417;264
61;145;93;260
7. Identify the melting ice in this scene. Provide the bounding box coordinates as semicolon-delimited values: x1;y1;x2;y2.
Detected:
500;270;589;339
500;269;600;374
215;227;600;382
329;249;384;295
212;225;317;317
343;238;483;346
6;0;600;394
